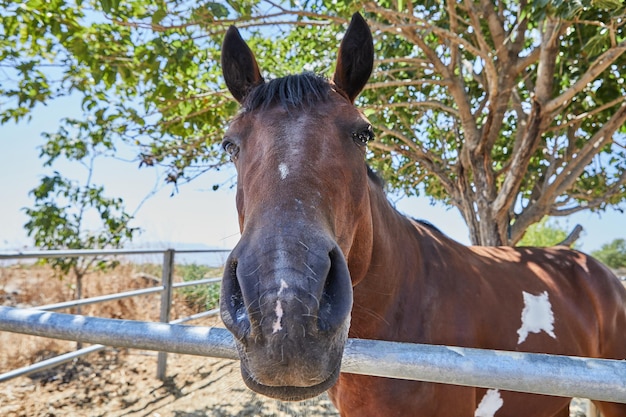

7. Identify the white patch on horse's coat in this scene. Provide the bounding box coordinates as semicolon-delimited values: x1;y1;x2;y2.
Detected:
272;300;284;333
517;291;556;344
277;279;289;296
475;389;504;417
278;162;289;180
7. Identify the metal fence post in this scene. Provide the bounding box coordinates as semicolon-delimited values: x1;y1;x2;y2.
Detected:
157;249;175;380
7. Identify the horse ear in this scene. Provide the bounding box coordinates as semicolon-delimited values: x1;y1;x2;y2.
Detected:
222;26;264;103
333;13;374;103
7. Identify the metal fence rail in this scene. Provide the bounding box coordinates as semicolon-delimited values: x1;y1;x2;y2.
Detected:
0;344;106;383
36;286;165;311
0;248;231;259
0;248;229;382
2;249;626;405
1;305;625;403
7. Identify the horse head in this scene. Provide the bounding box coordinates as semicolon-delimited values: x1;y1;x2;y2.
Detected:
219;13;374;401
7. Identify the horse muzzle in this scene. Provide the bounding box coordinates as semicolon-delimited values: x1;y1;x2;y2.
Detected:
220;236;353;400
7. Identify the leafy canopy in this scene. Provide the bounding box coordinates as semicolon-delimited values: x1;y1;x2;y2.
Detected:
592;238;626;269
23;168;138;275
516;217;578;248
2;0;625;246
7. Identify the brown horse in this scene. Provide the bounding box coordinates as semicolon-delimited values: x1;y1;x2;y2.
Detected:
219;13;626;417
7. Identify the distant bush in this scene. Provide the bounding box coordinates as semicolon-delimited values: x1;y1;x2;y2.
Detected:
517;217;573;247
135;263;163;278
592;239;626;270
177;264;222;311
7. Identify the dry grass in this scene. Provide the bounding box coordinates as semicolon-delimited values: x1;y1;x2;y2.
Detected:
0;262;198;372
0;262;341;417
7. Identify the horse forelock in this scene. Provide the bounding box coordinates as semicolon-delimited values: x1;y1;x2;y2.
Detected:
242;72;332;112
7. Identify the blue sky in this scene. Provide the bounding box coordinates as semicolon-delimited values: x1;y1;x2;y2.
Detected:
1;94;624;255
0;94;241;252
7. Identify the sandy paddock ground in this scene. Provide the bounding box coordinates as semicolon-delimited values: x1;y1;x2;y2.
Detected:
0;264;596;416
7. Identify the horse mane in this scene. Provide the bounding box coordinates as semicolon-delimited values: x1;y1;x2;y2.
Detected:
413;218;443;234
243;72;331;111
367;165;385;188
366;166;445;235
365;166;444;235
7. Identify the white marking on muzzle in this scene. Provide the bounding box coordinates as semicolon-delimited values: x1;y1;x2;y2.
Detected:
278;279;289;295
272;300;284;333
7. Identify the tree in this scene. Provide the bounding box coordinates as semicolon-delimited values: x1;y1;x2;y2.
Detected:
2;0;625;246
516;217;577;248
592;238;626;269
23;152;139;314
359;0;626;245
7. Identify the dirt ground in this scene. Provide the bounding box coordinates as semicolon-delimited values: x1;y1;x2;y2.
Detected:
0;263;339;417
0;263;599;416
0;348;340;417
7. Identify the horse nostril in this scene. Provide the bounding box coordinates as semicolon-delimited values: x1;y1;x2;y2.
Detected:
220;259;250;341
317;247;353;333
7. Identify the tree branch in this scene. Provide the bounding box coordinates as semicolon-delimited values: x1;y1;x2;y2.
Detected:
447;0;461;74
549;102;626;198
465;0;500;122
514;47;541;74
545;96;626;133
492;17;561;218
365;101;459;117
372;128;457;197
478;0;506;57
534;18;562;104
545;38;626;115
557;224;583;247
551;168;626;216
365;3;489;63
364;5;482;154
365;79;447;91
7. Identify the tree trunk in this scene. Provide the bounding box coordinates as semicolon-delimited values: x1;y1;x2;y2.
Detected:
461;201;506;246
478;222;504;246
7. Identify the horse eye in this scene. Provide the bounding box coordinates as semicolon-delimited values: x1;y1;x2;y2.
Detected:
222;140;240;160
352;125;374;145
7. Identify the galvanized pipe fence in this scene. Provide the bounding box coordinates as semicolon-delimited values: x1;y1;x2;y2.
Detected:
0;305;625;403
1;249;626;404
0;248;229;382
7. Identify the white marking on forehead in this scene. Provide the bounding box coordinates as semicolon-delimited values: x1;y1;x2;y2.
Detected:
517;291;556;344
278;162;289;180
475;389;503;417
277;279;289;296
272;300;284;334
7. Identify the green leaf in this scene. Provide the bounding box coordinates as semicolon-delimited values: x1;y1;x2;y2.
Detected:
2;0;625;249
206;2;229;18
100;0;112;13
152;7;167;25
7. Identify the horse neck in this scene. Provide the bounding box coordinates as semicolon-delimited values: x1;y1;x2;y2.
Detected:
348;181;429;339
